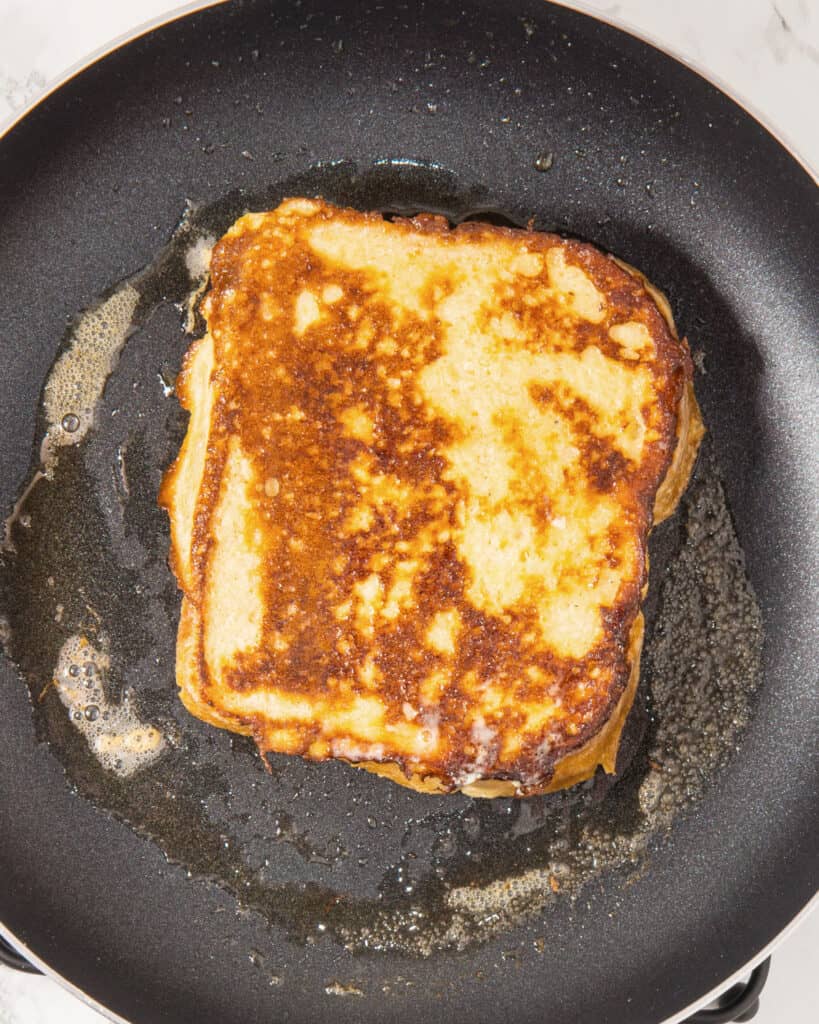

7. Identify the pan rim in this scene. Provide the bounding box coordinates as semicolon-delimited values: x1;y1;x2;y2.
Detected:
1;0;816;182
555;0;818;181
0;1;815;1022
2;894;817;1023
0;923;128;1024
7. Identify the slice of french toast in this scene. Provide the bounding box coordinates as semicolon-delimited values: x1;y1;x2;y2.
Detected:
160;198;703;796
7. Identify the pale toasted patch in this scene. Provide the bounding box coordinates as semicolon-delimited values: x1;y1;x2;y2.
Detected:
203;438;264;676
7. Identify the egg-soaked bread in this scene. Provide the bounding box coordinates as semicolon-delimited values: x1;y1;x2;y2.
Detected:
160;198;703;796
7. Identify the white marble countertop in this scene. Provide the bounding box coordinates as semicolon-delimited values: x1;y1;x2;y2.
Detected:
0;1;816;1022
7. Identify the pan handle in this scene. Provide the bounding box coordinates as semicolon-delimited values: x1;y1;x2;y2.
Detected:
0;934;43;974
684;958;771;1023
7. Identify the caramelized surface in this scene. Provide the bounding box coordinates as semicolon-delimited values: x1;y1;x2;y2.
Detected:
160;199;700;795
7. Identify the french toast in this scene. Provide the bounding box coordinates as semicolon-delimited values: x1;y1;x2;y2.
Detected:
159;198;703;797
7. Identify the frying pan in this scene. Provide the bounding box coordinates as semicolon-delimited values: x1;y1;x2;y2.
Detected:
0;1;816;1022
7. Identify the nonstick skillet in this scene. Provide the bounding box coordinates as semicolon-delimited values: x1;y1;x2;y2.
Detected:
0;2;816;1022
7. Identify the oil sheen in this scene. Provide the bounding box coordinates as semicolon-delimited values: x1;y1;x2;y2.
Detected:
0;162;763;957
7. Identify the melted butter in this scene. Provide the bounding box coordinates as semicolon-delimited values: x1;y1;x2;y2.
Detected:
43;286;139;452
0;163;762;963
53;635;166;776
183;235;215;334
324;981;364;998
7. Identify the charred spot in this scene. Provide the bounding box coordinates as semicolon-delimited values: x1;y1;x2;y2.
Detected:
585;445;630;493
566;319;599;349
598;604;636;651
528;382;552;407
604;284;641;315
454;607;524;682
280;628;337;689
543;386;594;437
417;541;468;602
223;653;265;693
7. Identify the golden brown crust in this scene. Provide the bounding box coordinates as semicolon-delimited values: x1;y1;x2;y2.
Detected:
613;257;705;525
354;612;645;798
160;199;703;796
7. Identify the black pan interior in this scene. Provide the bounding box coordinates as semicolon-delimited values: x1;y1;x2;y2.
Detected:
0;2;817;1023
